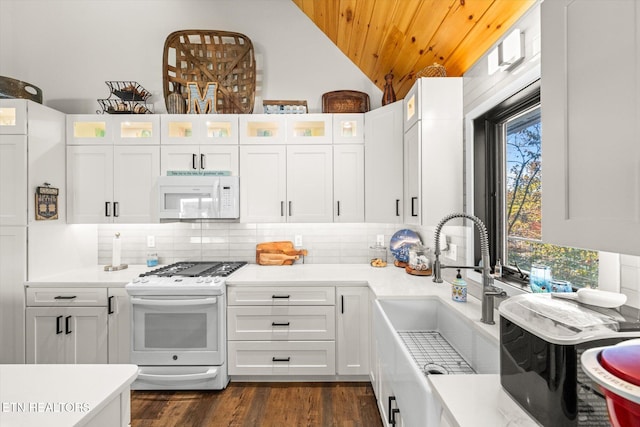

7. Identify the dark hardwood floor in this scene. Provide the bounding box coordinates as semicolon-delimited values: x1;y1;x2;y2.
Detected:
131;382;383;427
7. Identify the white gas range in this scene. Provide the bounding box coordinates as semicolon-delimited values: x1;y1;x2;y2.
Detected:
125;261;246;390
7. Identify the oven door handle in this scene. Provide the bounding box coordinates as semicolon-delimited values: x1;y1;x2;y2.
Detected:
130;297;218;306
137;368;219;383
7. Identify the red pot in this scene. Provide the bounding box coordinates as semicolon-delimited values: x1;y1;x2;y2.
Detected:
582;339;640;427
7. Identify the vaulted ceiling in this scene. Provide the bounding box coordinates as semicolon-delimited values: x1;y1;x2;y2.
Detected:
292;0;536;99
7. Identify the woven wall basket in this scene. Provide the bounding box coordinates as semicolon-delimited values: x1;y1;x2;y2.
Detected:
163;30;256;114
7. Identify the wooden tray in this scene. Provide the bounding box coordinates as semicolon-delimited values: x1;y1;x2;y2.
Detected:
162;30;256;114
256;241;307;265
322;90;370;113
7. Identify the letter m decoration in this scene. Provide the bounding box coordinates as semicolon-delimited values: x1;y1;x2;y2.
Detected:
186;82;218;113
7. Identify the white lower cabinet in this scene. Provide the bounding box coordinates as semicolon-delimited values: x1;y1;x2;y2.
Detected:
25;286;130;365
227;284;370;378
228;341;336;376
107;288;130;364
26;306;108;364
227;285;336;376
336;286;369;375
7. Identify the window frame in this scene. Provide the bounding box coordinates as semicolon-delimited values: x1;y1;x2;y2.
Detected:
472;80;541;284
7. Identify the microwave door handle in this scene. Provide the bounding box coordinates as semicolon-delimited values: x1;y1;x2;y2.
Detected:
213;180;220;218
137;368;219;383
130;297;218;306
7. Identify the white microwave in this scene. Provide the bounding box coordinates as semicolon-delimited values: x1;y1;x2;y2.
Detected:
158;176;239;219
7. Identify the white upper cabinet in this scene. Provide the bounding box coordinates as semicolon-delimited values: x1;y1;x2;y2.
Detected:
239;145;287;223
0;100;65;226
0;99;28;134
0;135;28;226
160;145;239;175
239;114;286;144
541;0;640;256
402;78;463;227
67;144;159;224
285;114;332;144
286;145;333;222
333;145;364;222
160;114;238;145
364;101;404;223
333;114;364;144
67;114;159;145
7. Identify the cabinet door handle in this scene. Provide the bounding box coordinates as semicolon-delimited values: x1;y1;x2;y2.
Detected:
396;199;400;216
337;201;341;216
113;202;119;217
391;408;400;426
56;316;63;334
388;396;396;424
341;295;344;314
200;154;205;170
288;201;292;216
272;357;291;362
65;316;72;334
272;295;290;299
105;202;111;217
192;153;197;169
271;322;290;326
281;201;284;217
54;295;77;300
108;295;114;314
411;197;418;217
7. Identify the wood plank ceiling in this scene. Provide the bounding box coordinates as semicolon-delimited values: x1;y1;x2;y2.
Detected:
292;0;536;100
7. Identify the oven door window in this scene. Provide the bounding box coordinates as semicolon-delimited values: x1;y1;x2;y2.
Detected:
144;312;208;349
132;297;219;352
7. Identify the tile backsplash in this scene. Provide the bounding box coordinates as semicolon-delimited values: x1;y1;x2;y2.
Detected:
97;222;467;267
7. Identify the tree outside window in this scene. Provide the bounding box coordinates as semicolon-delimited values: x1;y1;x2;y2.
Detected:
505;107;598;288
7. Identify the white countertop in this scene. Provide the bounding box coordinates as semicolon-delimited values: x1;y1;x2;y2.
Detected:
24;262;534;424
0;364;137;427
26;265;156;287
427;374;540;427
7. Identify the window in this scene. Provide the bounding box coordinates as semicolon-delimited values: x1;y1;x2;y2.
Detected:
473;81;598;288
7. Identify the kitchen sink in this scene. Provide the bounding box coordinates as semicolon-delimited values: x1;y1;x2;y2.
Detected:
373;297;499;426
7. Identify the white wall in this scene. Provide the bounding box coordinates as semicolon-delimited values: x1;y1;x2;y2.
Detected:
0;0;382;114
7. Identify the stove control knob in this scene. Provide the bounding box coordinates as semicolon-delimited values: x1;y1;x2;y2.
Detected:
213;277;222;284
204;277;213;283
141;277;149;283
133;278;141;283
196;277;204;283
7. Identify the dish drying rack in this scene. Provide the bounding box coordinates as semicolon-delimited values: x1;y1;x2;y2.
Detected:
97;81;153;114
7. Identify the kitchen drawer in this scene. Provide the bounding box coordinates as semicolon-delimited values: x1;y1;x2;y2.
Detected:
227;306;335;341
26;287;108;306
227;286;335;306
228;341;336;376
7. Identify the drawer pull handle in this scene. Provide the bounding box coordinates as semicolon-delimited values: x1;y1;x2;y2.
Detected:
108;295;114;314
65;316;72;334
391;408;400;426
388;396;396;424
272;322;290;326
56;316;63;334
54;295;77;300
271;295;290;299
272;357;291;362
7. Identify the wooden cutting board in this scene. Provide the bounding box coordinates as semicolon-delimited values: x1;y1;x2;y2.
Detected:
256;241;307;265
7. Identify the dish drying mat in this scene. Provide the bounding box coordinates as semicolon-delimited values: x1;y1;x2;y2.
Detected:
398;331;475;376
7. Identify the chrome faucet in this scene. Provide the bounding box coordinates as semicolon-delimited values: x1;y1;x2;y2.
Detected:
432;213;506;325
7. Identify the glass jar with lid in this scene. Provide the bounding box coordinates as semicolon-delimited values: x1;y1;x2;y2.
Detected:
407;243;432;275
369;243;388;267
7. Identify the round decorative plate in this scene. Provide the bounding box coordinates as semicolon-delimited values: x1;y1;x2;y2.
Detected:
389;229;422;263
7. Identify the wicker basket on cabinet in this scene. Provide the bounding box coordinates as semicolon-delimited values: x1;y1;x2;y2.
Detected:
162;30;256;114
